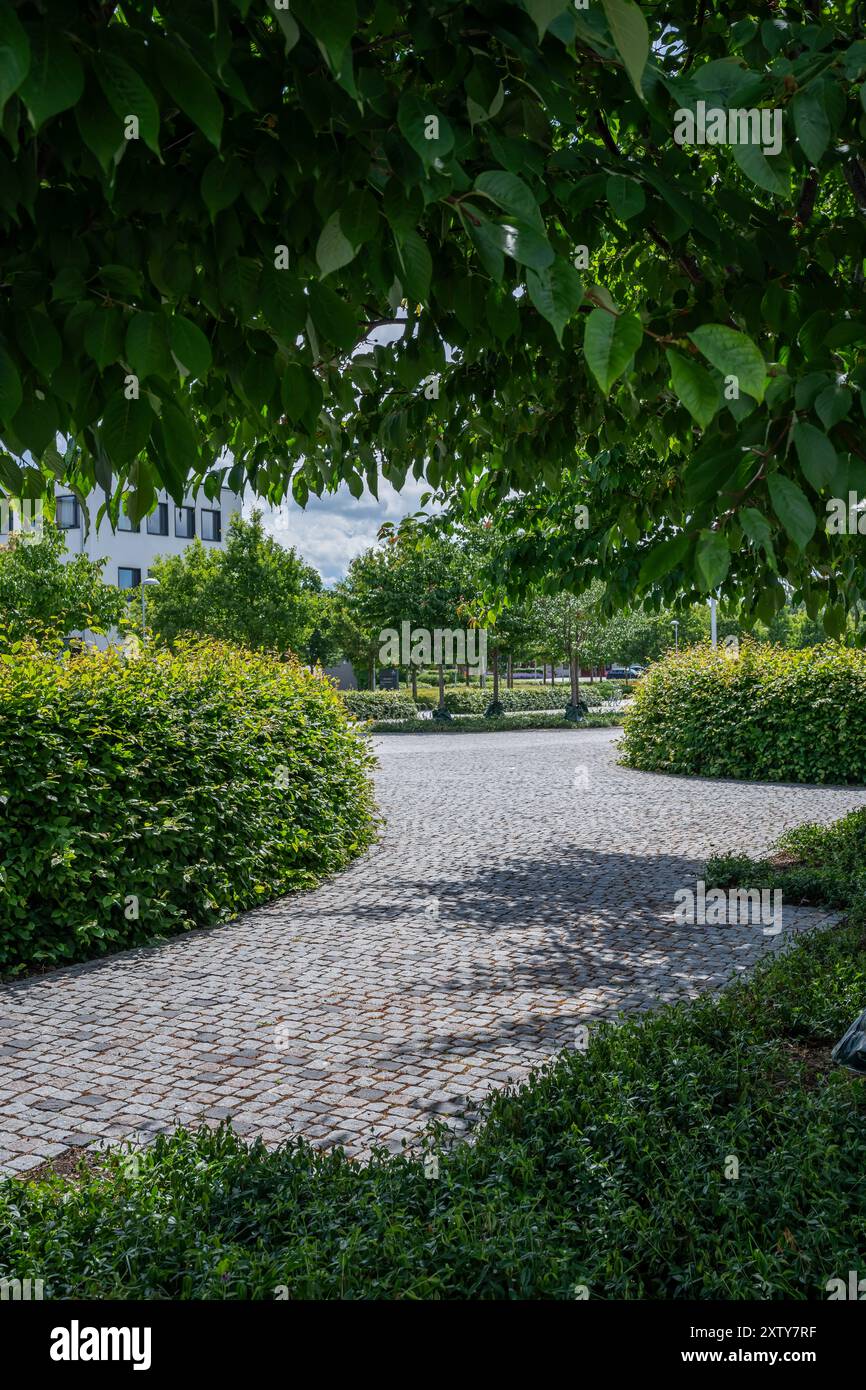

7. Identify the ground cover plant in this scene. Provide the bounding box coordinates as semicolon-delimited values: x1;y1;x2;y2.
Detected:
0;639;376;976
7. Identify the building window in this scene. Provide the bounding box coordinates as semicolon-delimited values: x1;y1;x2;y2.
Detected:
118;567;141;590
175;506;195;538
117;507;139;532
147;503;169;536
56;495;79;529
201;508;222;542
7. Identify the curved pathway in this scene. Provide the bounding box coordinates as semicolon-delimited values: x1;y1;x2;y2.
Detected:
1;728;864;1173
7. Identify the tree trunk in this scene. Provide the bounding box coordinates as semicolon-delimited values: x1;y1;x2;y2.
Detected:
368;655;374;689
507;653;513;689
411;666;418;700
438;662;445;709
542;663;547;685
492;647;500;703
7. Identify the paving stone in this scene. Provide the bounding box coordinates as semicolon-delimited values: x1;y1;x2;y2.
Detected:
1;728;863;1173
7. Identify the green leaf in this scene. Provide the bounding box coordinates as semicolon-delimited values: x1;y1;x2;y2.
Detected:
730;142;787;196
294;0;356;72
638;532;690;586
97;53;161;156
768;473;816;550
74;82;124;171
606;174;645;220
201;156;243;219
792;86;830;167
340;190;379;248
740;506;773;551
467;218;505;282
526;259;583;345
396;230;432;304
583;309;643;396
266;0;300;55
262;266;306;342
307;282;358;352
397;93;454;169
683;448;742;506
695;530;730;591
169;315;213;379
523;0;569;40
0;344;22;424
153;38;224;151
19;29;83;130
14;308;62;376
474;171;545;233
602;0;649;100
316;211;356;279
688;324;766;403
0;2;30;116
84;308;125;371
489;221;554;270
160;400;199;473
814;384;851;431
125;312;173;380
665;349;719;429
281;362;322;430
100;394;153;464
792;421;837;492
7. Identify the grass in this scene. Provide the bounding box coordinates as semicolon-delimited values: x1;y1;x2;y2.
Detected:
2;809;865;1298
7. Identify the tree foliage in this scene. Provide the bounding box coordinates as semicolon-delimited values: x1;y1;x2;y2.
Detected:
3;0;866;621
147;510;320;651
0;519;123;643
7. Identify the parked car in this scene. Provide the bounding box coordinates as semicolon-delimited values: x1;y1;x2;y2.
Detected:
607;664;645;680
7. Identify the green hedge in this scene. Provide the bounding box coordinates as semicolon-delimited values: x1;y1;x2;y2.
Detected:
620;641;866;783
0;640;375;976
442;682;623;714
340;689;418;720
3;908;864;1298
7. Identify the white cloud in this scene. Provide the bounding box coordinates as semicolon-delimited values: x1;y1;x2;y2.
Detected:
247;477;436;585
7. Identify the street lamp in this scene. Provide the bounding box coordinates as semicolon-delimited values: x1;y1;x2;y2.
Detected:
671;619;679;654
141;576;159;646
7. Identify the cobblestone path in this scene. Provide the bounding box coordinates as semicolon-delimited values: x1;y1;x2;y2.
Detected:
2;728;862;1172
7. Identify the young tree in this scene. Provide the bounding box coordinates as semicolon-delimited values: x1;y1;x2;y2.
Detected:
532;583;607;718
0;520;123;646
146;511;320;653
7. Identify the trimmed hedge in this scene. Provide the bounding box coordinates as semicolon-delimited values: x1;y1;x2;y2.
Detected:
620;641;866;783
0;640;375;976
2;908;864;1298
442;681;623;714
340;688;417;720
369;713;624;734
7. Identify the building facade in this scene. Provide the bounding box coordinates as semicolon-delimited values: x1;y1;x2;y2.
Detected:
52;485;243;589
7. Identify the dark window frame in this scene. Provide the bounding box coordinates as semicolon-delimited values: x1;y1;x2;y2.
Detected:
201;508;222;542
147;502;169;536
118;567;142;590
56;495;80;530
174;506;195;539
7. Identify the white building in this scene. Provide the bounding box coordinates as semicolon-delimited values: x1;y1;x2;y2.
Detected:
52;485;243;589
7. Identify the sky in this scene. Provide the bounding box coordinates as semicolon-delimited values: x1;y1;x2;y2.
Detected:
250;475;432;586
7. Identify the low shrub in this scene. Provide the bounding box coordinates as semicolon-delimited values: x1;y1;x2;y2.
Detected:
3;911;864;1298
340;689;417;720
707;806;866;909
368;713;624;734
620;641;866;783
0;640;376;976
441;682;623;715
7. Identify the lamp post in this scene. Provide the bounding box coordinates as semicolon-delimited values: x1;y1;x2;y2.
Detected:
142;576;159;646
709;595;718;649
671;619;679;654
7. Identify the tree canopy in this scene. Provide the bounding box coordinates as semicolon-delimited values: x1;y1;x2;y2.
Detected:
3;1;866;624
0;519;124;642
